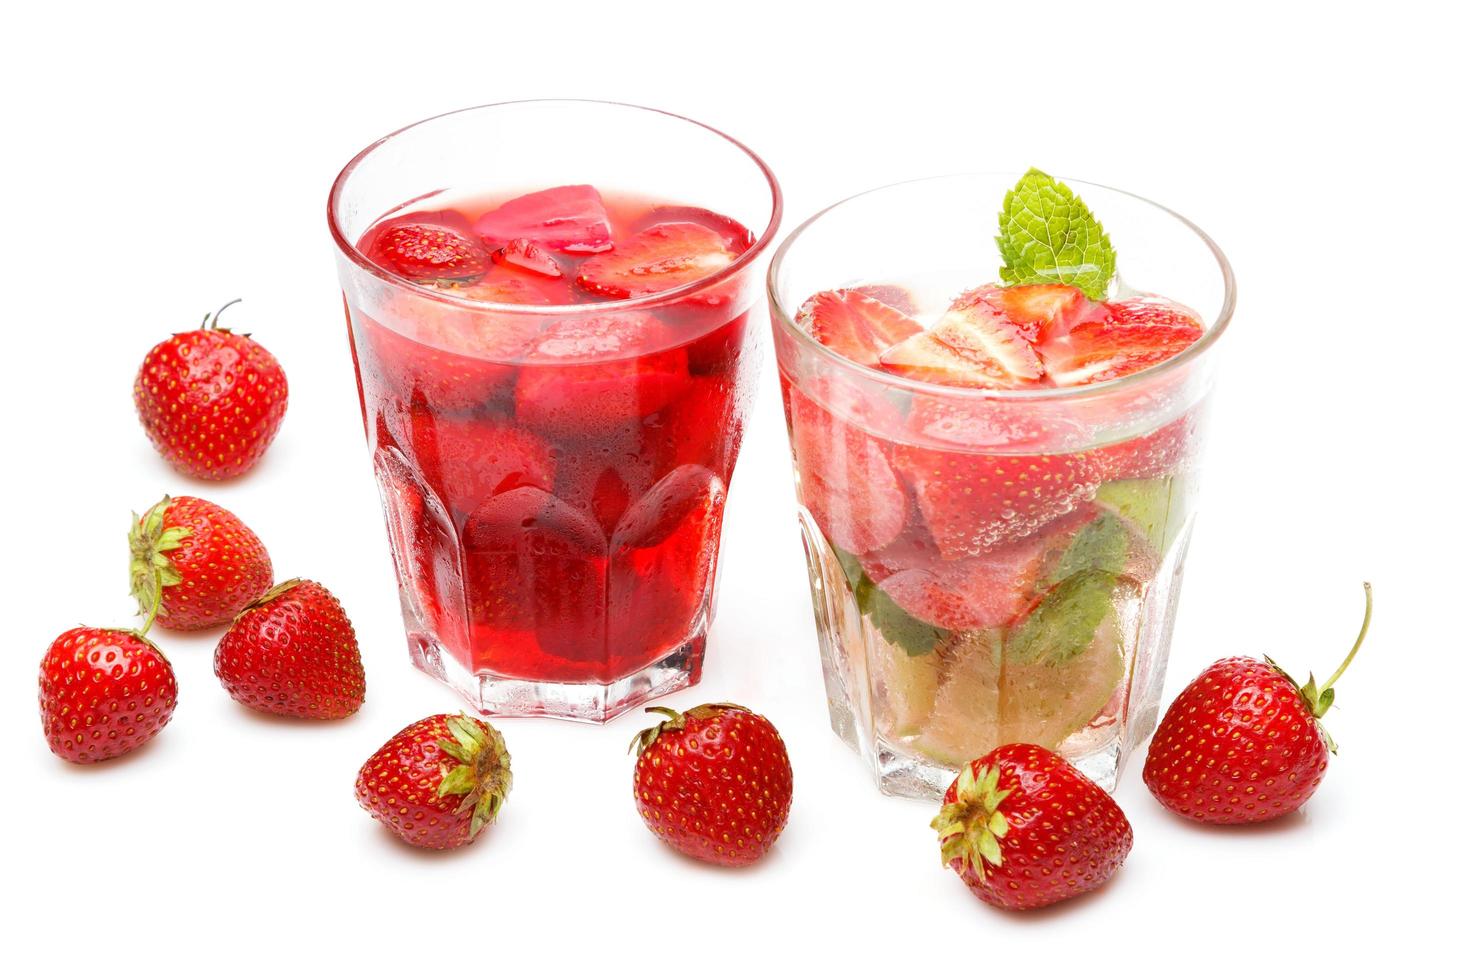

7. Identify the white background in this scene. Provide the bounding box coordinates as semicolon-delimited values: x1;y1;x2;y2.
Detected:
3;1;1463;975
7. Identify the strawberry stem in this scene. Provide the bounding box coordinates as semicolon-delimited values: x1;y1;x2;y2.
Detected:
1321;581;1372;692
209;298;243;331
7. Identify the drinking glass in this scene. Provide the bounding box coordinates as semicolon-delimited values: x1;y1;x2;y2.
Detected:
329;101;781;722
768;173;1233;795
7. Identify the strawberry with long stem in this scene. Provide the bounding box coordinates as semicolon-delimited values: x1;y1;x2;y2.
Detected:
1143;583;1373;824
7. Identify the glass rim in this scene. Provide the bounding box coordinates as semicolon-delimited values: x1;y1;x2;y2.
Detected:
327;99;784;315
766;171;1236;402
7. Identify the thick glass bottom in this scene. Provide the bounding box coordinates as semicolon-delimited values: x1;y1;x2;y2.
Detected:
798;506;1191;801
404;626;706;724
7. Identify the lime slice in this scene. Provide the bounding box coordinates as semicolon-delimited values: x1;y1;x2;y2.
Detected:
1094;478;1186;556
871;638;941;738
910;631;1003;767
998;604;1125;748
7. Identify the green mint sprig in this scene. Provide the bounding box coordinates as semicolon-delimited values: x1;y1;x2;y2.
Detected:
997;168;1117;301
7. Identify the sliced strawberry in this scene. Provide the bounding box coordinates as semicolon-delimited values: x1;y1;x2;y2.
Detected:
366;222;491;284
905;392;1090;453
848;284;920;316
1092;410;1201;481
1040;296;1204;386
575;222;738;299
473;185;613;254
879;289;1046;389
355;300;545;412
458;265;573;305
491;238;564;279
608;465;726;676
514;313;691;439
894;436;1100;559
865;507;1097;629
628;206;754;254
796;289;924;368
461;486;607;639
879;332;1000;388
981;283;1106;343
406;411;557;519
784;379;907;555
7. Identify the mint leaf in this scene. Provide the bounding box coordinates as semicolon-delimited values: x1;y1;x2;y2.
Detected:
831;543;950;657
866;585;950;657
1046;512;1129;586
997;168;1116;301
1007;568;1116;666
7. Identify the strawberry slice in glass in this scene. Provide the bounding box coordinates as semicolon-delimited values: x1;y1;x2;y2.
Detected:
880;287;1045;388
796;289;924;368
575;222;739;299
1039;296;1203;385
513;313;691;439
784;380;908;555
473;184;614;254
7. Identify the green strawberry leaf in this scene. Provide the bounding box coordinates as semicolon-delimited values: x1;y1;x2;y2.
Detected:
997;168;1116;301
1007;568;1116;666
832;543;950;657
1046;512;1129;586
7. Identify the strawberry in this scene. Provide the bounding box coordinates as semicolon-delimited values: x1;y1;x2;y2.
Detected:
631;703;793;867
881;289;1046;389
365;222;491;285
39;627;178;764
984;283;1106;343
628;205;755;254
576;222;738;299
473;184;613;254
847;283;920;315
1143;584;1372;824
490;237;564;279
356;713;512;849
513;313;691;439
405;409;557;518
134;300;289;480
932;743;1133;911
1039;295;1203;386
784;380;908;555
866;505;1098;630
895;440;1099;560
796;289;924;367
1091;410;1200;482
128;494;273;631
214;579;365;720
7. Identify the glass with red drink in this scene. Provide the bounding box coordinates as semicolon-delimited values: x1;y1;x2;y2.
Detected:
329;101;780;721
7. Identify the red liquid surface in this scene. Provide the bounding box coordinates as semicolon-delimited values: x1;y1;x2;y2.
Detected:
349;187;757;684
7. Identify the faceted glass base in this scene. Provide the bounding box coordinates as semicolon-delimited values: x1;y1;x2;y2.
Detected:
405;629;705;724
873;736;1125;800
798;507;1191;802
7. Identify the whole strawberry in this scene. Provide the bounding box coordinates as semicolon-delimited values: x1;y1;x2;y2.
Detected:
39;627;178;764
932;743;1132;911
133;300;288;479
129;494;273;631
1144;583;1372;825
631;703;793;867
355;714;511;849
214;579;364;720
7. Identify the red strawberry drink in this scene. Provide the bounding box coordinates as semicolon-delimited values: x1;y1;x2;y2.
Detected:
330;103;780;721
770;171;1233;796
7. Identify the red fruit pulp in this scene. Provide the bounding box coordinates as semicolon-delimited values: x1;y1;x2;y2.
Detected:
352;187;754;684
